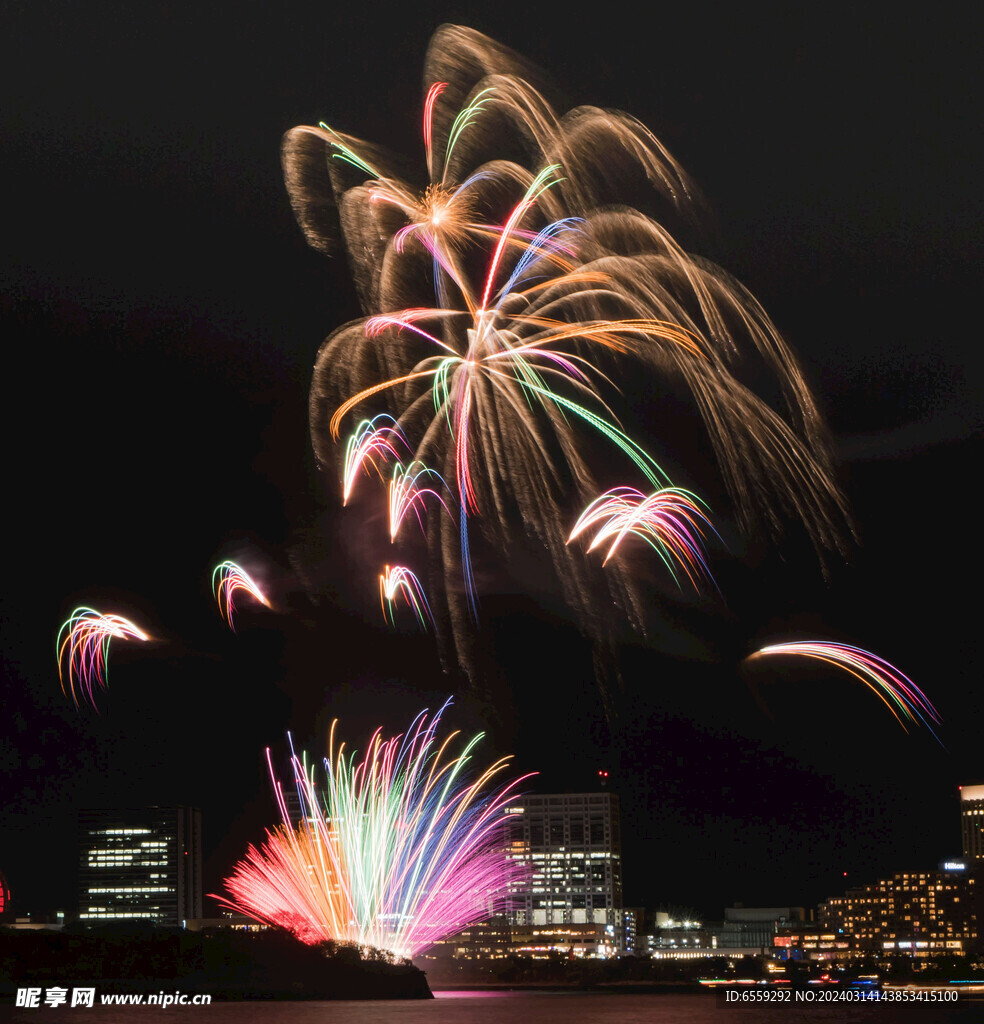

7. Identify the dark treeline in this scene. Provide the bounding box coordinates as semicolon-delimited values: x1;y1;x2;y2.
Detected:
0;928;432;1000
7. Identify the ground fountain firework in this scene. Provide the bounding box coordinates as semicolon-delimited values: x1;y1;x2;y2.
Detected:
219;702;532;958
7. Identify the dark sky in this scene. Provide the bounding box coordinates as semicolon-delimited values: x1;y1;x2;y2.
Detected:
2;2;981;922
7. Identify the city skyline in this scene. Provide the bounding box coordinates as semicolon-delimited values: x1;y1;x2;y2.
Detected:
2;1;980;936
6;779;980;966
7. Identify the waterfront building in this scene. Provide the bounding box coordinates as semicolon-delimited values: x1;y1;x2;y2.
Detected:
960;784;984;862
773;927;851;961
620;907;642;955
422;917;617;960
77;807;202;927
719;906;808;950
2;912;66;931
646;912;716;952
510;922;617;958
816;864;981;958
506;792;624;951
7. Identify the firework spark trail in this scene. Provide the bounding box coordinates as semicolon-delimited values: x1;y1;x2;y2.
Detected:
388;460;451;541
379;564;433;628
569;486;716;590
56;607;149;711
342;414;410;504
212;561;271;631
746;642;942;740
218;703;532;958
286;26;852;686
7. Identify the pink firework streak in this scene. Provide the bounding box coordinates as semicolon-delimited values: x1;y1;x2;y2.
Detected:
217;702;534;958
343;414;409;505
389;461;451;540
747;641;942;739
57;607;149;711
212;561;271;630
379;564;433;628
569;486;716;590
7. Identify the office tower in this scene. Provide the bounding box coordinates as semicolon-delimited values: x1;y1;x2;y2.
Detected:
960;784;984;862
77;807;202;927
508;793;623;930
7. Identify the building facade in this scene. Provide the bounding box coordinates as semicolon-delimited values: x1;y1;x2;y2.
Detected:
720;906;808;950
818;864;980;957
77;807;202;927
506;793;623;949
960;784;984;862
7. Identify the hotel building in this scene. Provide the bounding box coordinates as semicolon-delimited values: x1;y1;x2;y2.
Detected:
960;784;984;862
77;807;202;927
814;863;981;958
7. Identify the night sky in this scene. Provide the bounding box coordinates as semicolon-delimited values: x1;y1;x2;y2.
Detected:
3;3;981;923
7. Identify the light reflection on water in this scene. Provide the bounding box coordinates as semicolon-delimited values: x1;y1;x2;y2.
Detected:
6;990;980;1024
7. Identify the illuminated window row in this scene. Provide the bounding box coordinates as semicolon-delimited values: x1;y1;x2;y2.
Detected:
87;886;173;894
80;911;157;919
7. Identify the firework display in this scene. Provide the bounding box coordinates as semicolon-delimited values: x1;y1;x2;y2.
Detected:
212;560;271;630
569;486;715;590
56;607;149;711
219;704;531;958
747;642;942;738
51;28;940;744
379;564;433;629
343;415;409;505
285;25;850;676
38;29;953;995
388;460;450;542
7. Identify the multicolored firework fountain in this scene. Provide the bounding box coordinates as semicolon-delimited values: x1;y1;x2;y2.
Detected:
285;25;851;683
219;703;531;958
56;607;149;711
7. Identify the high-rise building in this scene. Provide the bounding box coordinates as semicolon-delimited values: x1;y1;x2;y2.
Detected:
960;784;984;862
506;793;623;944
77;807;202;927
